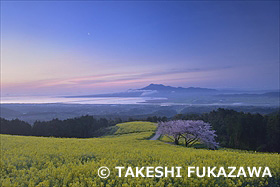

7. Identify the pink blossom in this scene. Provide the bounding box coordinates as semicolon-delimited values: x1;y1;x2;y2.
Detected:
157;120;218;149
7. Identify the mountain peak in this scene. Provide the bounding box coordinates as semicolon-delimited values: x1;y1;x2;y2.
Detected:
140;84;173;90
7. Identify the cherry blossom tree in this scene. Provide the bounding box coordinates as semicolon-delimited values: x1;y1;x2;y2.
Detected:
157;120;218;149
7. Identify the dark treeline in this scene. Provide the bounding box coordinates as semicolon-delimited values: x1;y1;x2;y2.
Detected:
0;116;119;138
1;108;279;152
0;118;32;136
172;108;280;153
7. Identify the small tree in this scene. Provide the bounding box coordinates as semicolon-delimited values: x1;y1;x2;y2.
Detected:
157;120;218;149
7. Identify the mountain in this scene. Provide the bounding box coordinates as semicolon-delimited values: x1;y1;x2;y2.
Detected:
63;84;279;106
263;92;280;97
66;84;219;98
217;91;280;98
140;84;217;93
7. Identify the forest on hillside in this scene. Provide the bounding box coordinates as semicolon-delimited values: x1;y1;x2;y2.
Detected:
1;109;279;153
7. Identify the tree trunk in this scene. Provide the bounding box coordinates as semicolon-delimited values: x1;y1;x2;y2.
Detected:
185;139;188;147
175;138;179;145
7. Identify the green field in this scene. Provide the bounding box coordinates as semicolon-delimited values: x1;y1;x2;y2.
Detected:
1;122;279;186
114;121;157;135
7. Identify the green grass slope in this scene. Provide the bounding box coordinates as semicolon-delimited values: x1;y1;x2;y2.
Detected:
114;121;157;135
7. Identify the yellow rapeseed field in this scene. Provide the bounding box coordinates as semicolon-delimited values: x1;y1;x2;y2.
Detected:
1;122;279;186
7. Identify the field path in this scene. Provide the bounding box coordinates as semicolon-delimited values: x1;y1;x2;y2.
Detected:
149;133;160;140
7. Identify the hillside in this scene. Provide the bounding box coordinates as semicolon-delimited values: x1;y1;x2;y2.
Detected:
1;122;279;186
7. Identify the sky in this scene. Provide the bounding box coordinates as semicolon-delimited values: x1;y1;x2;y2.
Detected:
1;1;279;96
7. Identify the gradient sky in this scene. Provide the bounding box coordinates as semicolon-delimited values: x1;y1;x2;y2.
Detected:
1;1;279;96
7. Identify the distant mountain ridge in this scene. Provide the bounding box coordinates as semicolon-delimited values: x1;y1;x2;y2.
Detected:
66;84;219;98
65;84;279;103
139;84;217;93
217;92;280;98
